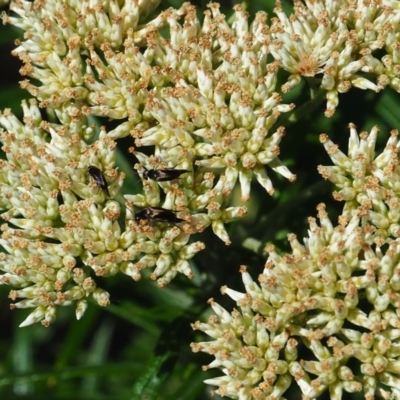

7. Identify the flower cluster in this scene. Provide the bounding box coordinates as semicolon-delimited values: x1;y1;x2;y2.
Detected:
2;0;400;398
318;123;400;241
0;1;299;325
268;0;400;116
0;101;207;326
3;2;400;399
3;1;296;200
192;125;400;399
0;101;115;326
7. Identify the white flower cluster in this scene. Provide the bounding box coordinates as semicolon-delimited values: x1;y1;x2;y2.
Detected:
192;125;400;399
0;101;207;326
0;101;116;326
3;0;296;201
318;123;400;240
0;1;301;325
268;0;400;116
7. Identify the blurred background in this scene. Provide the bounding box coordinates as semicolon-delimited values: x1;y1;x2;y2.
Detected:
0;0;398;399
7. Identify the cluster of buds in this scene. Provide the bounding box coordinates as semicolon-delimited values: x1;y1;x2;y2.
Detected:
192;124;400;399
267;0;400;116
0;0;300;326
0;99;217;325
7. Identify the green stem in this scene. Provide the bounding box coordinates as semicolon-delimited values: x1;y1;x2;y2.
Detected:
281;85;327;125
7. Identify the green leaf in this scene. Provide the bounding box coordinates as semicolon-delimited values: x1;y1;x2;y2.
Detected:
131;314;192;400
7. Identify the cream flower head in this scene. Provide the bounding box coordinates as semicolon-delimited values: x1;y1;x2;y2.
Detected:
0;101;205;326
192;124;400;399
267;0;396;116
192;207;400;399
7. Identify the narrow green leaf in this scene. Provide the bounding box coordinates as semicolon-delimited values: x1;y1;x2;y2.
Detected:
0;363;139;387
54;305;100;369
131;314;192;400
